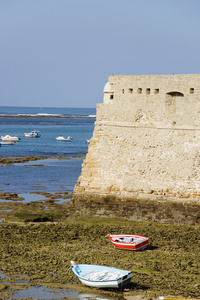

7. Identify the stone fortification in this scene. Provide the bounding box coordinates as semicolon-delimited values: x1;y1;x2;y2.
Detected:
72;74;200;224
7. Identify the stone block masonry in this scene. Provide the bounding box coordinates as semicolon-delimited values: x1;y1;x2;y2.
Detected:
72;74;200;225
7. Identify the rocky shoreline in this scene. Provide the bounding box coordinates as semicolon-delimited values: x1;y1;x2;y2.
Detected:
0;200;199;299
0;156;199;299
0;155;85;166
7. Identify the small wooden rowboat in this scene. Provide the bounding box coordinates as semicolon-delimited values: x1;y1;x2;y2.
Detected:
107;233;149;250
70;261;131;289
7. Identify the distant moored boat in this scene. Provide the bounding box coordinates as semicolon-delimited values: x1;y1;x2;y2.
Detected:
24;130;41;138
56;135;72;141
1;135;20;142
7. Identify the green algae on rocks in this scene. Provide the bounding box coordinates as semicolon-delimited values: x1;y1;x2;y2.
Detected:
0;211;199;300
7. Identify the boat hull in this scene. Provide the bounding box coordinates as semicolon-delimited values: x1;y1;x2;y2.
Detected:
71;261;131;289
24;134;40;138
0;141;15;145
107;234;148;250
24;131;41;138
79;273;131;288
56;136;72;141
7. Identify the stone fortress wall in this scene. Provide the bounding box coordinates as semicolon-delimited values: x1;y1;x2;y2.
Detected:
72;74;200;224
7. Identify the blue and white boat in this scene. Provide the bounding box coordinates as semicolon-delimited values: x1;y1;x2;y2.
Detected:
24;130;41;138
70;261;131;289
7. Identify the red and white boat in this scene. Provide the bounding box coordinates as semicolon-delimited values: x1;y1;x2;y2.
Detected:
106;233;148;251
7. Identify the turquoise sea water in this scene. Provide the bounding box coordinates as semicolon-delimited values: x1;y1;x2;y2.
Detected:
0;106;95;196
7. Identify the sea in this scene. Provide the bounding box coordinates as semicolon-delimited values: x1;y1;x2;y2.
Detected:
0;106;95;198
0;107;127;299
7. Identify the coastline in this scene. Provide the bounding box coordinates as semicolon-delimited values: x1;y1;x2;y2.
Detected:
0;109;199;299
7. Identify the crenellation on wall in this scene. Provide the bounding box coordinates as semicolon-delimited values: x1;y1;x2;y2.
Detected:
109;74;200;101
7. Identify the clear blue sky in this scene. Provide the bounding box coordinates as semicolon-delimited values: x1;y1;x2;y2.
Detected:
1;0;200;108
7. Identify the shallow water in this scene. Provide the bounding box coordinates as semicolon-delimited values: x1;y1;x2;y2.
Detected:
0;107;94;199
6;286;124;300
0;157;84;195
7;285;79;299
0;108;129;300
0;267;123;300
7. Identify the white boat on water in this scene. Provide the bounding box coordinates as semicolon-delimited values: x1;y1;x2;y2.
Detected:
1;135;20;142
24;130;41;138
0;141;15;145
70;261;131;289
56;135;72;141
86;139;90;144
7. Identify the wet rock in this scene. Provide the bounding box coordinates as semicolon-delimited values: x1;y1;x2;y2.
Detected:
44;199;55;204
0;205;199;299
0;193;24;201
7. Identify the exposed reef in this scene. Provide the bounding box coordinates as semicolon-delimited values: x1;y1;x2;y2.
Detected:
71;192;200;226
0;207;199;300
0;156;71;165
